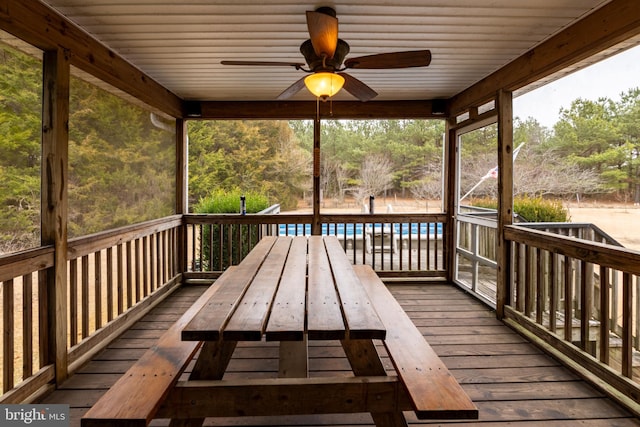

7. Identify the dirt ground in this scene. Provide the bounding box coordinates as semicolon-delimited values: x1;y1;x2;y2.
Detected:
566;202;640;251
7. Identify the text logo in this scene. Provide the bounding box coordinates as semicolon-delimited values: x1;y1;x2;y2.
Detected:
1;405;69;426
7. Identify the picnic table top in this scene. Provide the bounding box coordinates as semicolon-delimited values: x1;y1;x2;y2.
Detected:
182;235;387;343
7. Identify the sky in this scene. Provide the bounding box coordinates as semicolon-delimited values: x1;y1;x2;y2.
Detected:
512;44;640;129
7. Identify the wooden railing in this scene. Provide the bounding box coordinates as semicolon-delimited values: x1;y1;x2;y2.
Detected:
5;212;639;412
0;216;182;402
0;246;55;402
455;214;498;303
0;212;446;402
455;217;623;306
504;225;640;412
518;222;622;246
184;213;447;279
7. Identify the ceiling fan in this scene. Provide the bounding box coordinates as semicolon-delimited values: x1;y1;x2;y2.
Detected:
221;6;431;102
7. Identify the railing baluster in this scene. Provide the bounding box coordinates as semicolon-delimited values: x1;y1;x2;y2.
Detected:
155;232;162;290
579;260;590;352
106;247;114;322
524;246;532;318
400;223;405;270
117;244;124;314
514;243;522;310
407;223;412;270
94;251;102;329
162;231;168;284
22;273;33;379
37;270;47;369
536;248;543;324
599;265;610;364
418;222;423;270
143;236;149;297
82;255;90;339
126;241;133;309
622;272;632;378
3;279;14;392
564;255;573;343
149;234;156;292
549;253;558;333
191;224;196;271
135;239;141;303
69;259;78;346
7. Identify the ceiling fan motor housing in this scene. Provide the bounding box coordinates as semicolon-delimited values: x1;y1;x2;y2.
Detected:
300;39;350;72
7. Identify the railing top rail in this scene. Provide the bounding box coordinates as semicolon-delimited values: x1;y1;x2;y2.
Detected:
0;245;55;282
456;213;497;227
518;222;622;246
505;224;640;275
184;212;448;225
67;215;182;260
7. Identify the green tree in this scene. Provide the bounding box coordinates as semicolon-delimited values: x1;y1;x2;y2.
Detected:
551;97;631;198
0;43;42;252
290;119;445;203
617;88;640;203
188;120;310;210
68;77;176;236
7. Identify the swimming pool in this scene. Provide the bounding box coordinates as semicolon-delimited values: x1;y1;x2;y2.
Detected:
277;222;443;237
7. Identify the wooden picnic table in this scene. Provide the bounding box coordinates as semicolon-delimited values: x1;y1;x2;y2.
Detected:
82;235;477;427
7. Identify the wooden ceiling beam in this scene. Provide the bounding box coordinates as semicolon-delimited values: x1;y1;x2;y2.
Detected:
449;0;640;115
193;100;447;120
0;0;183;118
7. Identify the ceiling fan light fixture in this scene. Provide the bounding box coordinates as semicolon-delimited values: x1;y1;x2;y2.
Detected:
304;72;345;99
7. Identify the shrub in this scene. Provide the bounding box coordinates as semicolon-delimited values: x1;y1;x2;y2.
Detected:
194;189;270;270
472;196;568;222
194;188;269;214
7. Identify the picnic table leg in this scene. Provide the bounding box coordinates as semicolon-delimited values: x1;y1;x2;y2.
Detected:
279;337;308;378
341;339;408;427
168;340;238;427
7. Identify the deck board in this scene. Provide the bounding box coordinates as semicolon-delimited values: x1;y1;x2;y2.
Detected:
41;282;640;427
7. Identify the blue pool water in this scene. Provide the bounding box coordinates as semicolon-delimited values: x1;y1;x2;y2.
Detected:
278;223;442;237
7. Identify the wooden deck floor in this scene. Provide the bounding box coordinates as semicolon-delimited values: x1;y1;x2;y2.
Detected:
42;283;640;427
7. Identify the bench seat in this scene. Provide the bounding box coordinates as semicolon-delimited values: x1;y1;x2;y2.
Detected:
80;267;237;427
353;265;478;419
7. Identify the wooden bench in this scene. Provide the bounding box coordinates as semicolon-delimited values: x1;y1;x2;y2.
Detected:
82;236;477;427
353;264;478;420
79;266;239;427
81;236;280;427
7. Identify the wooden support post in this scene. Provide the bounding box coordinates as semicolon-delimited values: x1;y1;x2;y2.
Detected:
444;118;457;283
496;89;513;319
279;339;309;378
176;119;188;274
41;48;70;385
312;110;321;235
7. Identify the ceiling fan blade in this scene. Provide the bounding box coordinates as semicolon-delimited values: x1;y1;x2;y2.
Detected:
221;60;305;68
344;50;432;69
339;73;378;102
277;76;307;100
306;9;338;59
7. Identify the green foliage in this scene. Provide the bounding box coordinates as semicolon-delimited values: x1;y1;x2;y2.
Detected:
194;189;269;214
67;77;176;237
188;120;310;211
549;91;640;200
290;119;445;201
473;196;568;222
0;43;42;252
193;189;269;270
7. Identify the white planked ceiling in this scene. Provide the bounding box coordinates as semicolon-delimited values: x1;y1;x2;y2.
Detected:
40;0;614;102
